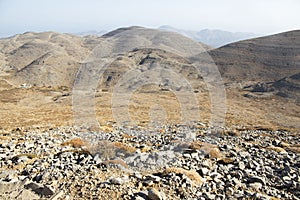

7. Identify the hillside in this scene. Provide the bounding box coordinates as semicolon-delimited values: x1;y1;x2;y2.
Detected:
0;27;299;131
209;30;300;83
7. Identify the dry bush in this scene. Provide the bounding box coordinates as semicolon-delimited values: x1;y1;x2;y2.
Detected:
225;130;241;136
189;141;223;159
266;146;286;153
61;138;86;148
287;145;300;153
86;140;116;159
112;142;136;154
0;136;10;140
99;125;113;133
217;157;235;164
209;148;223;159
13;153;37;159
279;142;290;148
165;167;203;186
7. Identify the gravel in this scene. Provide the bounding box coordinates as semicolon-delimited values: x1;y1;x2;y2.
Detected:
0;124;299;199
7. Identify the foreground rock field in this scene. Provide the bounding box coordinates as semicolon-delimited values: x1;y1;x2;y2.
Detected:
0;124;299;199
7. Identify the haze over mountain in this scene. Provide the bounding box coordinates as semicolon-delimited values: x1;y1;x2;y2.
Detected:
159;25;258;47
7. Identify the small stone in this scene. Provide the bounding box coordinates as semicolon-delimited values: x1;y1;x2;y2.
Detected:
282;176;291;181
136;191;148;199
238;162;245;170
109;176;128;185
148;188;164;200
134;173;143;180
25;182;42;191
200;168;209;176
203;193;216;199
183;153;191;158
191;152;198;159
26;182;55;196
93;154;102;164
40;185;56;196
247;176;266;185
146;175;161;182
50;190;64;200
249;182;262;191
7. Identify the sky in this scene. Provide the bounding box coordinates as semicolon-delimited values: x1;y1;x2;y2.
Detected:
0;0;299;37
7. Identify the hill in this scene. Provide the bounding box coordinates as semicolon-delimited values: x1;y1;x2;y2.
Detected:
209;30;300;83
0;27;299;130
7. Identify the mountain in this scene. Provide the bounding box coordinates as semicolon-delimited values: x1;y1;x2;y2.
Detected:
208;30;300;83
0;27;299;130
74;30;107;37
0;31;105;87
0;27;210;88
159;25;258;47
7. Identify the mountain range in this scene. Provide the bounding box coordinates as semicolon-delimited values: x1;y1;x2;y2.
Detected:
0;27;299;130
159;25;259;47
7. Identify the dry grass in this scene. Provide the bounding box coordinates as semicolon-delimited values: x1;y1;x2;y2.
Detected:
266;146;286;153
189;141;223;159
287;145;300;153
0;86;299;132
61;138;86;148
121;133;135;139
164;167;203;186
209;148;223;159
112;142;136;154
0;136;10;140
12;153;38;159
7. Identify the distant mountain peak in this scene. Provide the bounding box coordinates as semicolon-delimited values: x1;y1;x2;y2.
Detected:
158;26;259;47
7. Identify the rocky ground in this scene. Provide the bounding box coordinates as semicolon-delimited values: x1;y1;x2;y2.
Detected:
0;124;299;199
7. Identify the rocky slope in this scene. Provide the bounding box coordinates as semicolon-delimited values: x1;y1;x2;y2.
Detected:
0;125;299;199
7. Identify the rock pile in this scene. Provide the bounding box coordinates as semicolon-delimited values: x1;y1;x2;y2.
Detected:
0;125;299;199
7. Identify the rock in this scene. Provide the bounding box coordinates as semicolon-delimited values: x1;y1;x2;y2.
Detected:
0;180;21;193
40;185;55;196
25;182;42;191
26;182;55;196
238;161;245;170
145;175;161;183
282;176;291;182
200;168;210;176
247;176;266;185
135;191;148;199
93;154;102;164
17;189;40;200
147;188;164;200
50;191;64;200
0;170;17;179
203;193;216;200
109;176;128;185
249;182;262;191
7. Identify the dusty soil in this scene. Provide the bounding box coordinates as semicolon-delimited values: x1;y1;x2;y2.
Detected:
0;86;299;132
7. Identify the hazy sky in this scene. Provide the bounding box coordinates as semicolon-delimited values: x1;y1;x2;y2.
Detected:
0;0;299;37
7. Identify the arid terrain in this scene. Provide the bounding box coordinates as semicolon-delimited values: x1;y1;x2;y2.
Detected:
0;27;299;131
0;27;299;199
